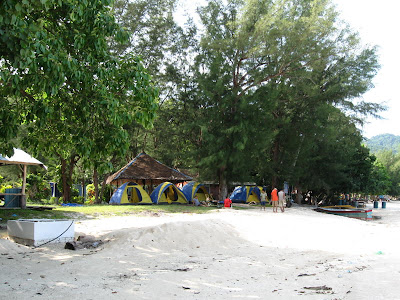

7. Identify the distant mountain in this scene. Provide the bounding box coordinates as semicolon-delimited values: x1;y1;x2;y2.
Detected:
365;134;400;153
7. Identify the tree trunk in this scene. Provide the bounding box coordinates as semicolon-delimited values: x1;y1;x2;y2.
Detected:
61;158;71;203
60;155;79;203
296;185;303;205
292;134;305;168
81;177;86;202
271;140;280;188
93;167;100;204
218;166;228;201
99;172;110;204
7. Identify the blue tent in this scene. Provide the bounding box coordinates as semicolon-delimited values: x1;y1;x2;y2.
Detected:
229;186;261;203
150;182;188;204
109;182;152;205
182;182;212;203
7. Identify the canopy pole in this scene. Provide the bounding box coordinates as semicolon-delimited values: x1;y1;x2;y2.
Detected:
21;164;27;209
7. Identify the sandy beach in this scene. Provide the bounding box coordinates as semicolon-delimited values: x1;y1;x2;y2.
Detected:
1;202;400;299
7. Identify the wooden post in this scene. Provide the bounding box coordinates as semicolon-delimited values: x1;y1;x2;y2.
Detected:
21;164;27;209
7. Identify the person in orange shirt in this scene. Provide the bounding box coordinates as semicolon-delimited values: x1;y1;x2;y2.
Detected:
271;188;278;212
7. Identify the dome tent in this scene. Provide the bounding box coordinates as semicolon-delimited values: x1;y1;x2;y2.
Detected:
229;186;261;203
109;182;152;205
182;182;212;203
150;182;188;204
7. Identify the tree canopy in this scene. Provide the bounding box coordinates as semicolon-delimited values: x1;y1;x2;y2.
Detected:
1;0;158;203
1;0;390;203
187;0;381;198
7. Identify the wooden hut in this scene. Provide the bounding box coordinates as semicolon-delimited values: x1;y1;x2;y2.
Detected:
106;152;192;193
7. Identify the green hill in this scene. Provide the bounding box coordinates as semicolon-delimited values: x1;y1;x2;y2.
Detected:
365;134;400;153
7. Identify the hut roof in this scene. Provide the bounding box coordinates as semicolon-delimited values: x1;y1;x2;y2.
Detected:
106;152;192;184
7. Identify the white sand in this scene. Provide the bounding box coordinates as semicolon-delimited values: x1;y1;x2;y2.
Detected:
1;202;400;299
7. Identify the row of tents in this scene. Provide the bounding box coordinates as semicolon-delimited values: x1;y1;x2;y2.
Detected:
109;182;265;205
109;181;211;205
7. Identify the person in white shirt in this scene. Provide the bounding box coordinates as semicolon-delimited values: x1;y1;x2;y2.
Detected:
278;189;285;212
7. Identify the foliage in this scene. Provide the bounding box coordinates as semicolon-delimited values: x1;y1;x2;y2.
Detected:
365;134;400;154
111;0;198;169
1;0;159;202
1;0;387;201
188;0;381;198
0;0;121;153
86;184;96;196
0;184;13;194
26;173;51;202
49;197;58;205
365;161;391;195
83;183;112;204
374;150;400;196
71;196;84;204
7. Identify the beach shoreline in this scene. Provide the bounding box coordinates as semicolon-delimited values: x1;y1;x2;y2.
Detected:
1;202;400;299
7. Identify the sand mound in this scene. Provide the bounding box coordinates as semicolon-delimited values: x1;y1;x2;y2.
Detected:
102;219;243;254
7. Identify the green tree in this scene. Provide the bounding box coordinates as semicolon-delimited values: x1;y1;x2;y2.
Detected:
368;162;391;195
375;150;400;196
191;0;381;199
1;0;158;203
111;0;198;167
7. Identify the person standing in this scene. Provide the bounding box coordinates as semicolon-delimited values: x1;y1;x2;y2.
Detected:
271;188;278;212
278;189;285;212
260;189;267;211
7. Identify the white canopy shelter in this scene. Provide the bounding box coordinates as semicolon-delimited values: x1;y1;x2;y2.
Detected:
0;148;47;209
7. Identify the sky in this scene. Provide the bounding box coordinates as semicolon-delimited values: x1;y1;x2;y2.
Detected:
334;0;400;139
177;0;400;139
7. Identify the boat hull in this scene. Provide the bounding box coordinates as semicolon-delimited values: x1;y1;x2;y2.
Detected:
314;206;372;220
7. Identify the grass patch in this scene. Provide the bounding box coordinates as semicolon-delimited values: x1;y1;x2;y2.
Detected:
0;204;220;224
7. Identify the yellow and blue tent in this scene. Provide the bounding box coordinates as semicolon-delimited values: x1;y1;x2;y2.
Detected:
150;182;188;204
109;182;152;205
229;186;261;203
182;182;212;203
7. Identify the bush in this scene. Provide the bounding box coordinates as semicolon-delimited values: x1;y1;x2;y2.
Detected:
49;197;59;205
26;174;51;202
85;183;112;204
102;184;113;203
84;197;95;205
71;188;80;198
86;183;98;203
71;196;84;204
0;184;13;194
